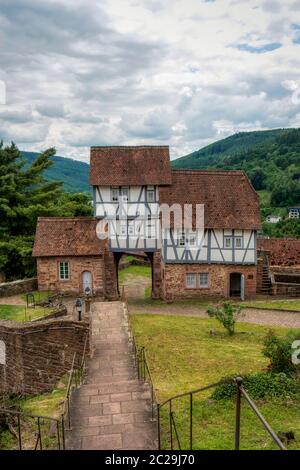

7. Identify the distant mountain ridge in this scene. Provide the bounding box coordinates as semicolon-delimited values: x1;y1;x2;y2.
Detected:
21;151;90;193
172;129;287;169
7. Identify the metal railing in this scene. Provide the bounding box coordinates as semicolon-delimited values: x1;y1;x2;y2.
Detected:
126;300;157;420
157;377;286;451
0;332;89;450
62;333;89;430
0;408;65;450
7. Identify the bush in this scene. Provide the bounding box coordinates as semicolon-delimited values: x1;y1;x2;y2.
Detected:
263;330;300;376
207;301;243;336
211;372;300;401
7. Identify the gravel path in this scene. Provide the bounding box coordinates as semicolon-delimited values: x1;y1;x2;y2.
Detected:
129;303;300;329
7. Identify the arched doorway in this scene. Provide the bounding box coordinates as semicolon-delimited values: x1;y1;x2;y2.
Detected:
82;271;92;295
229;272;242;298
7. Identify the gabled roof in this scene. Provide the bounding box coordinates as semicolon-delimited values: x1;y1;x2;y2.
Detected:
32;217;104;257
159;170;261;230
89;146;172;186
258;238;300;266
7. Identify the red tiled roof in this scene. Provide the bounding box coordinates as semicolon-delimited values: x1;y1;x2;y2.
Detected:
32;217;104;257
258;238;300;266
159;170;261;230
89;146;172;186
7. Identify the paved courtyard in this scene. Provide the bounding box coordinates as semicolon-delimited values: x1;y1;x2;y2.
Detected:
66;301;157;450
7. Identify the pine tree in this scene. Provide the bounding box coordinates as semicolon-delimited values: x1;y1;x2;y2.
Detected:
0;142;92;280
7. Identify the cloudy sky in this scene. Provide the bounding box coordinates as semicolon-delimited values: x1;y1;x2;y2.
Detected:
0;0;300;162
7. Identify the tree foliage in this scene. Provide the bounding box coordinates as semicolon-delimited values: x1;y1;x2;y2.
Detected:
207;301;243;336
0;142;92;280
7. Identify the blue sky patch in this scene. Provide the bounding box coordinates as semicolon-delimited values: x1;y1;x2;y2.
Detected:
234;42;282;54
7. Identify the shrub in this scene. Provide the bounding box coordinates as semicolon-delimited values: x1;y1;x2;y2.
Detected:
211;372;300;401
263;330;300;376
207;301;243;336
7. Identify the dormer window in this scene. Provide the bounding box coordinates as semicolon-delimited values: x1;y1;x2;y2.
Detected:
146;186;155;202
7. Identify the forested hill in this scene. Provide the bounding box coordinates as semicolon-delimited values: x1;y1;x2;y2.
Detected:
172;129;287;169
22;151;90;193
172;128;300;208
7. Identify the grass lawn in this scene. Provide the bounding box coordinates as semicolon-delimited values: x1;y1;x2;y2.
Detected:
131;314;300;450
21;290;51;303
0;304;51;322
0;377;67;450
119;265;151;284
242;299;300;311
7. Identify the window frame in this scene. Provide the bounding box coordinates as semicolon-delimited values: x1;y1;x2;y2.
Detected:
235;236;243;249
59;261;70;281
224;236;232;249
199;272;209;288
146;186;155;203
111;187;119;202
186;273;197;289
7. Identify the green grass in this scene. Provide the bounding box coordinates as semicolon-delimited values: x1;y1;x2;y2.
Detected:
129;295;300;312
0;376;68;450
119;265;151;284
242;299;300;311
131;314;300;450
21;290;51;303
0;304;51;322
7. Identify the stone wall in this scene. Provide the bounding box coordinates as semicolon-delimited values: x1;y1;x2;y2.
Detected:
36;256;105;296
257;238;300;266
161;263;257;300
0;278;37;298
0;318;89;396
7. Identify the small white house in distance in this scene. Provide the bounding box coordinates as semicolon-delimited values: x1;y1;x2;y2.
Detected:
266;214;282;224
288;206;300;219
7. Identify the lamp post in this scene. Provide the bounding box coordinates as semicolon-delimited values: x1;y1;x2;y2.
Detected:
75;298;83;321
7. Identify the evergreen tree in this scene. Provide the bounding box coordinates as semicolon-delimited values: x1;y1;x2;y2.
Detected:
0;142;92;280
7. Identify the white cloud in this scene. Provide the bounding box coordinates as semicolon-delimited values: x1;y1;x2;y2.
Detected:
0;0;300;161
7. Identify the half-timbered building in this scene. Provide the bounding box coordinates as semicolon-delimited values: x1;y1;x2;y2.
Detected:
33;145;261;300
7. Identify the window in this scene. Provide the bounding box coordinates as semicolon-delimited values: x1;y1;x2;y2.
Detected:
120;187;129;201
178;231;185;247
59;262;70;280
188;232;197;247
111;187;119;202
120;224;127;237
199;272;209;288
186;273;196;289
289;209;299;219
224;237;232;248
146;186;155;202
128;225;134;236
235;237;242;248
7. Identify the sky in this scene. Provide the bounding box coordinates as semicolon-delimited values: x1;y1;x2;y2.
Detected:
0;0;300;162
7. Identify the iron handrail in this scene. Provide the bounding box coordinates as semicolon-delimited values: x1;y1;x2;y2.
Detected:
0;407;65;450
157;376;286;451
237;380;286;451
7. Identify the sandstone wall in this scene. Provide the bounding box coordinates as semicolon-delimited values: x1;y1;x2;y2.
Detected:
0;278;37;298
36;256;105;296
0;318;89;396
162;263;257;300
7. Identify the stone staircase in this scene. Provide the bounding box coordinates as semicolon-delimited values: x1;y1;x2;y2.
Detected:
66;301;157;450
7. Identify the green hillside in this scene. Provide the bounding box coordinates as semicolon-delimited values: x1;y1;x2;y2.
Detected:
21;151;90;193
172;128;300;239
172;129;286;169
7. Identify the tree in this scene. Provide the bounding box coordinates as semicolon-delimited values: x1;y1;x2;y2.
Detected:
207;301;243;336
0;142;92;280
